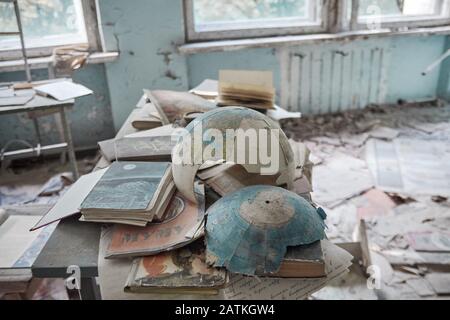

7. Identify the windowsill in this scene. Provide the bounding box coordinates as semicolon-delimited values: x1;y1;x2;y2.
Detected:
0;51;119;73
178;25;450;54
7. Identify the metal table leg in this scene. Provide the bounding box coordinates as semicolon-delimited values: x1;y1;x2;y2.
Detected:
59;106;79;180
79;277;101;300
32;117;42;153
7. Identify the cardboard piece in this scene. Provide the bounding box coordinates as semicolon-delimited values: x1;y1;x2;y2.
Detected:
31;169;107;231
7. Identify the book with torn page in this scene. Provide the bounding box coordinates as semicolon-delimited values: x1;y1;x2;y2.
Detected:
144;89;216;124
80;162;175;225
218;70;275;110
197;163;279;197
105;185;205;259
125;240;228;295
81;179;176;227
34;80;92;101
266;241;326;278
98;125;180;162
31;168;107;231
131;103;163;130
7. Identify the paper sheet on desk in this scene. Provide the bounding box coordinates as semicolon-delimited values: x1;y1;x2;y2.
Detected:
0;89;35;106
223;240;353;300
0;87;14;98
35;81;92;101
0;215;55;269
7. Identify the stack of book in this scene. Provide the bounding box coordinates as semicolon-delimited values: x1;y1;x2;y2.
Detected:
33;74;353;297
217;70;275;110
80;162;175;226
98;125;181;162
125;240;228;295
122;240;327;295
197;163;279;197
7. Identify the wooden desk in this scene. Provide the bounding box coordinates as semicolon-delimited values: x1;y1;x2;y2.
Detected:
0;88;79;179
30;99;144;300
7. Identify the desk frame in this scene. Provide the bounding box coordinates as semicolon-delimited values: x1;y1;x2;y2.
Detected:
0;98;79;180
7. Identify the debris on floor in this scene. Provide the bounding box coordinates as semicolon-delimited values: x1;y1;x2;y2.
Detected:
282;102;450;300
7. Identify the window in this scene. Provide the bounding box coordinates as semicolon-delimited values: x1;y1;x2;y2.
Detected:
185;0;450;42
0;0;101;58
356;0;450;29
185;0;330;41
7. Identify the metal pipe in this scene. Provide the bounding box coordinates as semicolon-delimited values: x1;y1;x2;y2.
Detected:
422;49;450;76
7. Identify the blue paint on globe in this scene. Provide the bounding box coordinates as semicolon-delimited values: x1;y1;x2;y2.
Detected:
206;185;327;275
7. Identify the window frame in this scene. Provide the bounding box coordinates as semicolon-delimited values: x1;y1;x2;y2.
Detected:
185;0;450;43
184;0;332;42
351;0;450;31
0;0;103;61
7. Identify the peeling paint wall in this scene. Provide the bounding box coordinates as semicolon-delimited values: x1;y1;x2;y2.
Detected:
99;0;188;131
386;36;446;104
188;36;447;114
438;36;450;101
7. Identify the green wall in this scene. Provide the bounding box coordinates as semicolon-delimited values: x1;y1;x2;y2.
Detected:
0;0;449;151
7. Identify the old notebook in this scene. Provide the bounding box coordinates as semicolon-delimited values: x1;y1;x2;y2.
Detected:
197;163;279;197
125;240;227;295
144;89;216;124
217;70;275;110
131;103;162;130
80;162;174;224
105;185;205;259
34;80;92;101
98;125;180;162
267;241;326;278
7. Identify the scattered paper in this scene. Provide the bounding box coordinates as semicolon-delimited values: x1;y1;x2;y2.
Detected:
0;216;42;268
366;138;450;197
312;153;374;208
425;273;450;295
0;87;14;98
267;105;301;121
189;79;218;99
